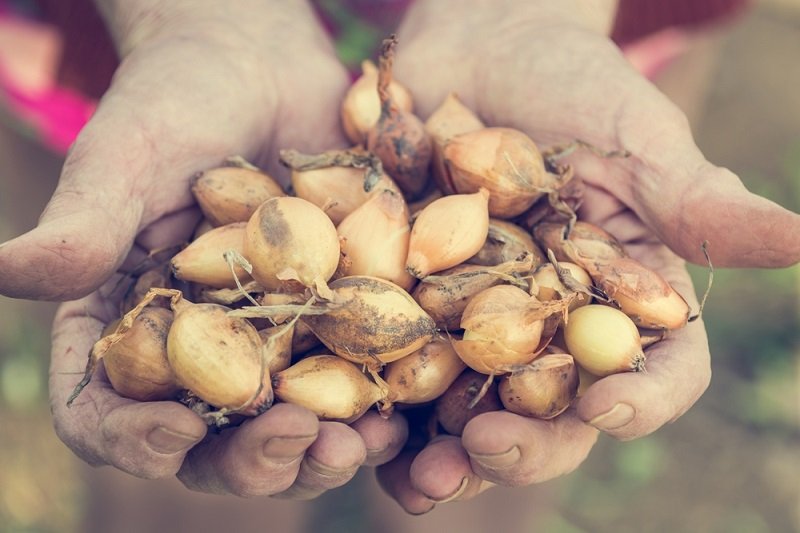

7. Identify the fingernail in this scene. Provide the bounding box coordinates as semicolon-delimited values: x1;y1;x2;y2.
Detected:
468;445;521;470
305;456;357;478
408;502;436;516
589;403;636;430
262;434;317;464
426;476;469;503
147;426;202;454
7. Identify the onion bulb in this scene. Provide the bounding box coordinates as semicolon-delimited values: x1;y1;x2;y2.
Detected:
366;36;432;199
443;127;552;218
272;355;388;422
435;370;502;436
384;337;466;404
406;188;490;278
341;59;413;145
498;353;578;419
564;305;645;377
411;254;534;330
533;221;626;264
166;294;272;415
244;196;339;296
302;276;436;367
337;188;414;290
468;218;546;267
532;262;593;311
283;148;402;225
191;161;284;226
453;285;568;374
171;222;250;289
100;307;180;401
425;92;485;194
588;257;690;330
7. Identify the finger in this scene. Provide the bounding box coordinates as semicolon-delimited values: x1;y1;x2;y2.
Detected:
562;66;800;269
576;315;710;440
408;436;485;503
462;409;599;486
50;296;207;478
272;421;366;500
350;411;409;466
376;451;436;515
176;403;319;497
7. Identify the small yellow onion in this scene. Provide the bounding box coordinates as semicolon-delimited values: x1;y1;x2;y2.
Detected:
100;307;180;401
341;59;413;145
443;127;553;218
425;92;485;195
191;163;284;226
435;370;503;436
564;305;645;377
273;355;387;423
366;38;432;199
411;254;534;330
384;337;466;404
588;257;690;330
171;222;250;288
533;221;626;264
287;154;402;225
498;353;578;419
406;188;490;278
453;285;566;374
337;188;415;290
166;294;272;415
468;218;546;267
244;196;339;295
301;276;436;367
533;262;593;311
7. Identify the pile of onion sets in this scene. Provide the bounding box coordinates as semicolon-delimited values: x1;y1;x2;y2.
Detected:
68;35;695;434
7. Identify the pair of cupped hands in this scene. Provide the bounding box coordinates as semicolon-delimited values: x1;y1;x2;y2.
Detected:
1;0;797;514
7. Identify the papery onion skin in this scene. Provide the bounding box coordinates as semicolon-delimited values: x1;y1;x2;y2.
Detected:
168;301;271;415
273;355;386;422
171;222;250;289
425;92;485;195
588;257;690;330
443;127;552;218
302;276;436;366
103;307;180;402
453;285;547;375
499;353;578;419
341;60;413;145
384;337;466;404
564;305;645;377
406;188;490;278
244;197;340;293
191;166;284;226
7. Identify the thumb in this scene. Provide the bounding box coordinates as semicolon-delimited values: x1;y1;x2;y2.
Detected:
0;112;144;300
572;83;800;269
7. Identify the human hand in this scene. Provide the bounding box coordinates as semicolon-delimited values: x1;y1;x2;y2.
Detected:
0;0;407;498
377;0;800;513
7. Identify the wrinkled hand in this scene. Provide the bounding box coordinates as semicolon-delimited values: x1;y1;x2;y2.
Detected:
378;0;800;513
0;0;407;498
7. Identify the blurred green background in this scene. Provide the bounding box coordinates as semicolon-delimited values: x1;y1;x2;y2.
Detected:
1;2;798;532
